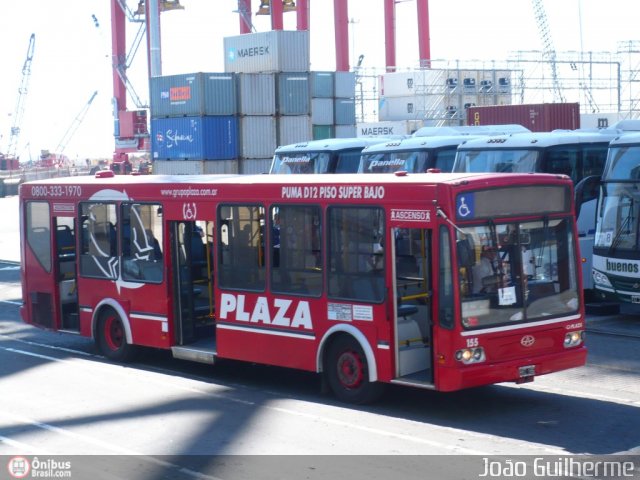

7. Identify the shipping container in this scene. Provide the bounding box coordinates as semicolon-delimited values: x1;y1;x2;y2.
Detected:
466;103;580;132
378;96;419;121
334;98;356;125
311;98;333;125
224;30;310;73
152;159;239;175
277;73;310;115
150;73;237;117
238;73;276;116
312;125;335;140
334;71;356;98
310;71;334;98
240;158;272;174
278;115;312;146
151;116;239;160
335;125;357;138
240;116;277;159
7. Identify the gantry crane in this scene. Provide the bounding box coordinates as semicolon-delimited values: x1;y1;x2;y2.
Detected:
6;33;36;160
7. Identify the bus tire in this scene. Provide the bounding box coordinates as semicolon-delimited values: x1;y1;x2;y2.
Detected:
325;335;384;404
96;308;137;362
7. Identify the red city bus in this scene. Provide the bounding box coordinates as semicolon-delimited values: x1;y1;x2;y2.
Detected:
19;171;586;403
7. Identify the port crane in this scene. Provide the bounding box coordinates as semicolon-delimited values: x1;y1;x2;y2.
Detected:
56;91;99;156
6;33;36;161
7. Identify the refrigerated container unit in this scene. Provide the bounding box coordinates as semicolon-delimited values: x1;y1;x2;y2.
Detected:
151;116;239;160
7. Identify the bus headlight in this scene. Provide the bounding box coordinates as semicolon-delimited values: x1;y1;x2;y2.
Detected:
455;347;486;364
564;330;584;347
592;269;612;288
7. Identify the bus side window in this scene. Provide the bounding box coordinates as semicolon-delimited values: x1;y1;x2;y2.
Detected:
328;206;385;302
79;202;117;279
217;204;265;291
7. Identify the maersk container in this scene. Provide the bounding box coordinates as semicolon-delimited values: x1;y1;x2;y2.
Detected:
224;30;310;73
278;73;310;115
311;71;334;98
278;115;312;146
150;73;237;117
240;116;277;159
238;73;276;115
466;102;580;132
334;98;356;125
313;125;335;140
311;98;333;125
151;116;239;160
334;71;356;98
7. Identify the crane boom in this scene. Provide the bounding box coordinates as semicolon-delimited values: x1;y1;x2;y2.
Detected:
7;33;36;159
531;0;564;102
56;91;99;155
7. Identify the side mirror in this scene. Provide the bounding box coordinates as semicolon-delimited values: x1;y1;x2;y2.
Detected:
574;175;601;218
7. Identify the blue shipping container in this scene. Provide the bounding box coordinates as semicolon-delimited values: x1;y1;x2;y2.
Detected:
151;116;239;160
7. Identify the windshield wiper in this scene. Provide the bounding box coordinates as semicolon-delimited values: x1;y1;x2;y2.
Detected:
608;199;634;254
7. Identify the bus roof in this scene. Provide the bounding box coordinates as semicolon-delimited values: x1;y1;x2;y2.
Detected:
608;131;640;146
457;130;621;150
21;171;572;190
361;135;485;154
274;137;392;154
413;124;530;137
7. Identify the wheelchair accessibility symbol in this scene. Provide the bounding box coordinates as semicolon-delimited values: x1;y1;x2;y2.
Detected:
456;194;474;219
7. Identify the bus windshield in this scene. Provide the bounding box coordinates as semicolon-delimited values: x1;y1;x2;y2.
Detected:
270;152;331;174
457;218;578;329
603;145;640;180
454;149;539;173
595;182;640;251
359;151;429;173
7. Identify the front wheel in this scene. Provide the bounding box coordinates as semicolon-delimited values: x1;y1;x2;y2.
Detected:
325;335;384;404
96;308;137;362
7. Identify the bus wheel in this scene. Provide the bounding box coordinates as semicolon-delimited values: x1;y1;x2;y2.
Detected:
97;308;137;362
325;336;384;404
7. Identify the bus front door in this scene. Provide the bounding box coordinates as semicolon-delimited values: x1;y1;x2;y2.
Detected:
54;216;79;331
393;227;433;383
170;221;214;345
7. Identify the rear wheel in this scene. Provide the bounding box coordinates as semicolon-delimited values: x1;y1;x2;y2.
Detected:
97;308;137;362
325;335;384;404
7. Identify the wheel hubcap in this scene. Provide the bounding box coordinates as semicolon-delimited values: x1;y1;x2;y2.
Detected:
105;316;124;351
337;350;364;389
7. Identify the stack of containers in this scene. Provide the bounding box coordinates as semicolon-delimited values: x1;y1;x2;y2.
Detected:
149;72;241;174
224;30;314;173
333;71;357;138
224;30;357;170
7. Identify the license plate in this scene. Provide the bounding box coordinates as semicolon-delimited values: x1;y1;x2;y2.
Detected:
632;296;640;304
519;365;535;377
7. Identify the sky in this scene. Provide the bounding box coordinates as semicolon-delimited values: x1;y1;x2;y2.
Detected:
1;0;640;162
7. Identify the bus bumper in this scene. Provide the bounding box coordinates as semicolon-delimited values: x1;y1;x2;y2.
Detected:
436;346;587;392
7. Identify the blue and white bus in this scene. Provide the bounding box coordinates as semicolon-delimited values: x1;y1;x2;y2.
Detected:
269;138;392;174
591;132;640;303
453;129;621;295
